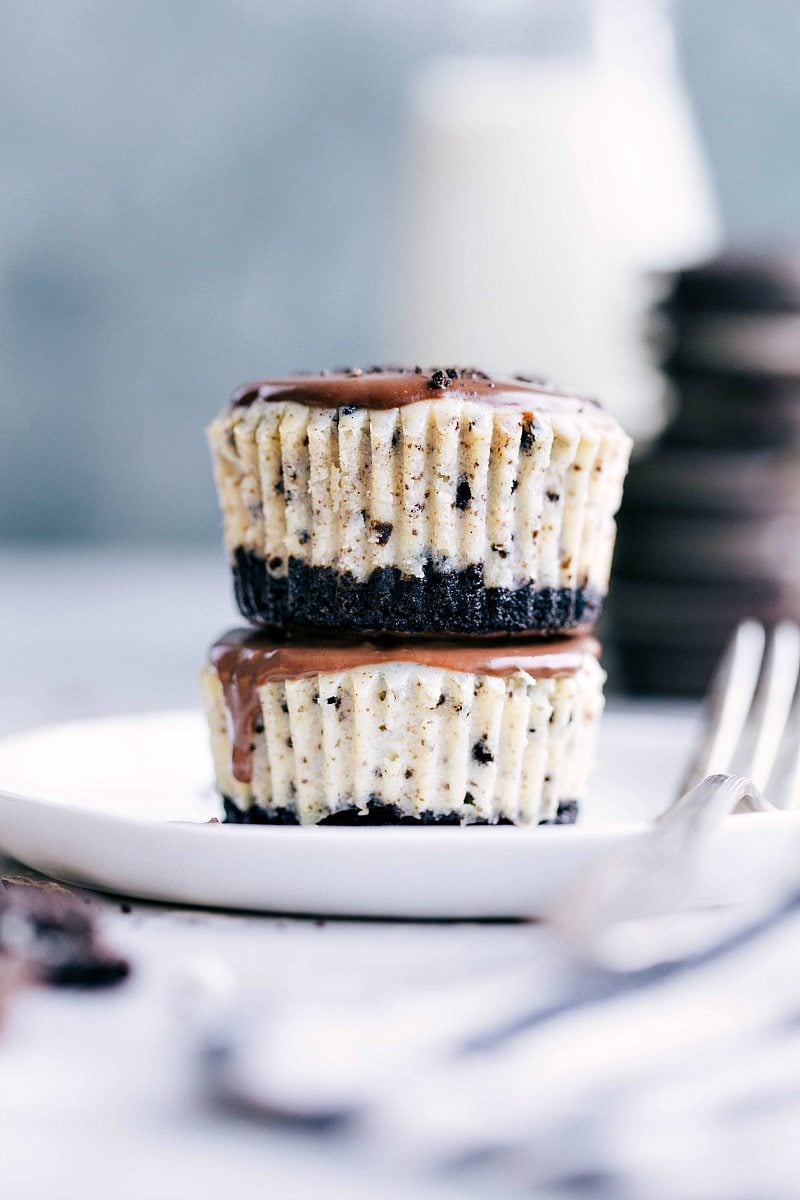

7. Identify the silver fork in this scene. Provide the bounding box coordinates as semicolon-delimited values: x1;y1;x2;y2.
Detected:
552;619;800;970
682;619;800;805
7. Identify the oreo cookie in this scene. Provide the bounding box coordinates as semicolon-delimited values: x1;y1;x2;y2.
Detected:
611;250;800;694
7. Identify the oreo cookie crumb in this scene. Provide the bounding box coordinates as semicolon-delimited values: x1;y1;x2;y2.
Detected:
428;368;453;391
331;365;496;381
538;799;579;826
455;477;472;510
472;739;494;764
371;520;393;545
520;419;536;453
0;878;130;988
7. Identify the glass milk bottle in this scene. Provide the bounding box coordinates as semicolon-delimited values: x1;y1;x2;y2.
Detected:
383;0;720;437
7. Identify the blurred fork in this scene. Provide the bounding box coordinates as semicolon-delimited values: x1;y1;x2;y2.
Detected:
552;619;800;970
682;619;800;805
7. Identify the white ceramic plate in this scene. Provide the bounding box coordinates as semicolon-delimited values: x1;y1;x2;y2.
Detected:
0;707;797;917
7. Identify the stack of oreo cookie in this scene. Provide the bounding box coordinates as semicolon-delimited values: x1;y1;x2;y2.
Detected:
614;254;800;693
202;367;631;825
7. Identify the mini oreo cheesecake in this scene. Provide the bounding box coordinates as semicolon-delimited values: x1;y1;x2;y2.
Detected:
208;367;631;635
201;628;605;826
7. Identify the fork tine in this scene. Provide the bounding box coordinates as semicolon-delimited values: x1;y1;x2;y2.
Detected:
682;620;765;791
765;699;800;810
739;622;800;793
755;623;800;808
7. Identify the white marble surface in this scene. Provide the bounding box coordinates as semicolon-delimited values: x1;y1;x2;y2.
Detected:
0;547;696;1200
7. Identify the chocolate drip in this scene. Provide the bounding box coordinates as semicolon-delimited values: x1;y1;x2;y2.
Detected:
210;628;600;784
229;367;603;416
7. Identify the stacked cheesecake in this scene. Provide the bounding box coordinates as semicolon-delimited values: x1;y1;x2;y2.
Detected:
614;254;800;694
201;368;631;825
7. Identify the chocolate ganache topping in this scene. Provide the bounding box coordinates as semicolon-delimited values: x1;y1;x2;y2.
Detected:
230;365;603;415
210;627;600;783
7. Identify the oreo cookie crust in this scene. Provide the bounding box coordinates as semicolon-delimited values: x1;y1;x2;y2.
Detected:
208;368;631;635
221;795;580;826
233;548;603;635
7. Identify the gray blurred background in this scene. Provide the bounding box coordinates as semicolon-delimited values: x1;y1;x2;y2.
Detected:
2;0;799;546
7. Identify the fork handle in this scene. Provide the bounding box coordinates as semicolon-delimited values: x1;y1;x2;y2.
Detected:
552;774;768;956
